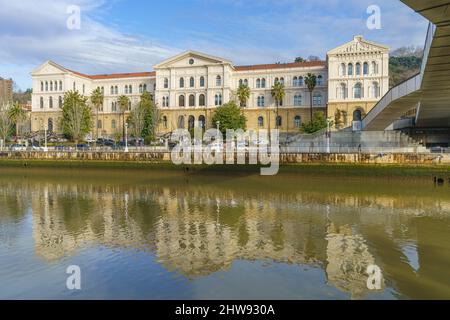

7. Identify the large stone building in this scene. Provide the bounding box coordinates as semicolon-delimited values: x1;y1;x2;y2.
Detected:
30;36;389;137
0;77;13;106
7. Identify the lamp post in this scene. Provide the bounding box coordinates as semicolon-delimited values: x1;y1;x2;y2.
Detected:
326;117;332;154
124;123;129;153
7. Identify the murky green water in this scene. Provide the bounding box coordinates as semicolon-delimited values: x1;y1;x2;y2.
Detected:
0;168;449;300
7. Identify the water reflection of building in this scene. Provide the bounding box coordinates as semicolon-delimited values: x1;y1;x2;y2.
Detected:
0;176;448;299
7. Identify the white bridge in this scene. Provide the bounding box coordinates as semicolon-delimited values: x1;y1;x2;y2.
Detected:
363;0;450;131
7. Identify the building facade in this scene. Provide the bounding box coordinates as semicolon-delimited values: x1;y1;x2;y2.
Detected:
0;77;13;106
327;36;390;129
30;36;389;137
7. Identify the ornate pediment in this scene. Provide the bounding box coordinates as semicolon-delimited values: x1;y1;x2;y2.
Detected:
328;36;389;56
153;51;233;69
31;61;68;76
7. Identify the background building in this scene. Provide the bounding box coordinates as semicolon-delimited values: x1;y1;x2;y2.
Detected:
0;77;13;106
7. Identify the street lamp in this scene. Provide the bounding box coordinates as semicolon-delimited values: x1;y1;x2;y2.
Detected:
326;117;332;154
124;123;129;153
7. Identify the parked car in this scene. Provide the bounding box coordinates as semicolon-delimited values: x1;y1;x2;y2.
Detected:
76;144;90;151
10;144;27;151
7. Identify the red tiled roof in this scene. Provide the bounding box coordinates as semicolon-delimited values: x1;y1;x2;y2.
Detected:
67;69;155;80
235;61;326;71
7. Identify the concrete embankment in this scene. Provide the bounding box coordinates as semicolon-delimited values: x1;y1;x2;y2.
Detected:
0;151;449;165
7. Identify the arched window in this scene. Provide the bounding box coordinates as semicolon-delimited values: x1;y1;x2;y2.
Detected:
355;63;361;76
190;77;195;88
258;116;264;127
129;85;132;94
179;78;184;88
112;101;117;112
199;94;206;107
115;86;118;94
200;76;205;87
139;84;143;93
274;77;279;85
371;61;378;75
276;116;282;127
164;78;169;89
339;83;347;99
45;81;48;91
340;63;346;76
143;84;147;92
317;75;323;86
58;96;63;108
50;81;53;91
256;79;261;88
188;115;195;130
244;79;248;86
354;83;363;99
179;95;185;107
313;93;322;106
162;116;168;129
363;62;369;75
261;78;266;88
49;97;53;109
372;81;380;98
177;115;185;129
280;77;285;85
298;76;304;86
40;82;44;92
162;97;166;107
257;96;265;107
216;75;222;86
48;118;53;132
198;115;206;129
348;63;353;76
112;119;116;129
40;97;44;109
111;86;114;95
294;116;302;128
215;94;222;106
293;77;298;86
124;85;128;94
353;109;363;121
189;94;195;107
239;79;243;86
59;81;63;91
294;94;302;106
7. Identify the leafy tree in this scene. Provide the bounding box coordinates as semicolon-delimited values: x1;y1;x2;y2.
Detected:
140;91;159;140
118;95;130;141
7;101;26;138
304;73;317;122
90;87;104;142
236;84;250;107
212;101;247;136
60;91;92;143
295;57;306;63
271;82;285;129
300;111;329;134
334;109;344;130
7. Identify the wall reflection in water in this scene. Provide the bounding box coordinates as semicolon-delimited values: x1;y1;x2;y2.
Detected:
0;169;449;299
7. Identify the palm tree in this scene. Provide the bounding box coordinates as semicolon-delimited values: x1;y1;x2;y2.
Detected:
305;73;317;122
90;88;104;144
271;82;285;129
236;84;251;108
118;95;130;142
7;102;26;139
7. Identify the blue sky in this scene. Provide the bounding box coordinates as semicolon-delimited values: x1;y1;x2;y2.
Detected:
0;0;428;90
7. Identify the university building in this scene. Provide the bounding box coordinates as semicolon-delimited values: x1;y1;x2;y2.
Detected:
30;36;389;137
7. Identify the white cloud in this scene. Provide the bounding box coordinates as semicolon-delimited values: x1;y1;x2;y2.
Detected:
0;0;429;90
